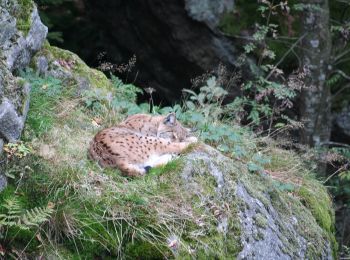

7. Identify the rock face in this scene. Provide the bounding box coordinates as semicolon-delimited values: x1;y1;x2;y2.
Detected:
185;0;234;29
182;145;334;259
56;0;237;102
0;1;47;144
0;0;47;190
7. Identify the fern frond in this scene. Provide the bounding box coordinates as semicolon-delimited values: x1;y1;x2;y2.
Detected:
0;196;53;230
21;206;54;228
0;197;22;228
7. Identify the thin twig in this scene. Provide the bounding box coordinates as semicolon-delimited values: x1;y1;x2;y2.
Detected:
334;57;350;66
333;48;350;62
331;69;350;81
265;34;306;81
332;83;350;100
323;163;349;184
320;141;350;148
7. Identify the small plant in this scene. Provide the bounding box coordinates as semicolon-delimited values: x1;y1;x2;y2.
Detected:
0;192;54;258
160;75;270;173
183;76;228;121
0;197;53;230
3;142;32;159
110;74;143;104
82;74;146;117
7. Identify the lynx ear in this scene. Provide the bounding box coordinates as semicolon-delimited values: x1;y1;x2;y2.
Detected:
164;113;176;126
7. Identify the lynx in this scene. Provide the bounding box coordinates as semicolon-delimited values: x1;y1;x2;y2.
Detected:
88;113;197;176
118;113;195;141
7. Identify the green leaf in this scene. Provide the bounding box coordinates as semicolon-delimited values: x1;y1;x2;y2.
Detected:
248;109;260;124
274;122;286;128
244;43;256;53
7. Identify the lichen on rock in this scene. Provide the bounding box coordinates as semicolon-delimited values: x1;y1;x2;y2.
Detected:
180;144;335;259
31;42;114;95
0;0;47;192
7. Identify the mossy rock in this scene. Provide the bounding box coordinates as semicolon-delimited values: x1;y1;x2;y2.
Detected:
4;118;336;258
2;40;336;258
31;41;113;94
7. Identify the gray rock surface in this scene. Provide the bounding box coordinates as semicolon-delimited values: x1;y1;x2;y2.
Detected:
0;138;3;155
0;0;47;198
0;1;46;148
0;174;7;193
0;7;16;46
2;6;47;71
185;0;235;29
182;145;333;259
236;183;331;260
0;99;25;141
73;0;240;102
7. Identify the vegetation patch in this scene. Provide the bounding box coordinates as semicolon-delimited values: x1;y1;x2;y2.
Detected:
1;43;337;258
16;0;33;35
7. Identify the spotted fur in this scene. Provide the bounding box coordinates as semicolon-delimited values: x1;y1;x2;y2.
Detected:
88;113;197;176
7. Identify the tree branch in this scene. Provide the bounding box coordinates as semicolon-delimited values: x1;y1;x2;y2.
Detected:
320;141;350;148
265;34;306;81
333;48;350;62
331;69;350;81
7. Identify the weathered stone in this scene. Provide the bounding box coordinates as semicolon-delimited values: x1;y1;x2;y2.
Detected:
2;7;47;71
182;145;334;259
236;183;331;259
0;2;46;152
0;138;3;155
32;44;113;95
0;7;16;46
185;0;235;29
59;0;240;102
0;174;7;193
34;55;48;76
0;98;25;142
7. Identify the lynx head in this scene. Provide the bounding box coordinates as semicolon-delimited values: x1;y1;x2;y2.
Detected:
157;113;195;142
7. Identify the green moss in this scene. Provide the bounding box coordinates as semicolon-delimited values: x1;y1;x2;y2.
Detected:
16;0;33;35
254;213;268;228
298;181;338;257
238;159;338;259
6;32;336;258
125;241;167;259
255;231;265;241
45;44;113;90
148;158;184;176
298;185;333;233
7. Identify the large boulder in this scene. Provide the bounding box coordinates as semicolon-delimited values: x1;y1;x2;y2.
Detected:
1;0;47;71
50;0;238;102
0;0;47;190
0;0;47;145
185;0;235;29
181;145;334;259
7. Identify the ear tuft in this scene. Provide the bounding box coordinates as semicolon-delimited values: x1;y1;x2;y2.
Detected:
164;113;176;126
